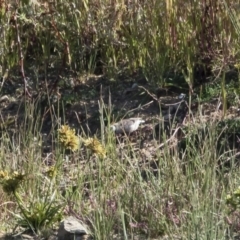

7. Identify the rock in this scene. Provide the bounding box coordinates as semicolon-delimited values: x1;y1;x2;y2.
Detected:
58;216;90;240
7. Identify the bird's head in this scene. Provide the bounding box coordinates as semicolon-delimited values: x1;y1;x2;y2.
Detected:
109;125;116;132
178;93;186;100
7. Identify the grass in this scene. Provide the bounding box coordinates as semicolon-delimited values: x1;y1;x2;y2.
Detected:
0;0;240;239
0;96;239;239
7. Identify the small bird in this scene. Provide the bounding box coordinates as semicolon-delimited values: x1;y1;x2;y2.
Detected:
110;118;145;134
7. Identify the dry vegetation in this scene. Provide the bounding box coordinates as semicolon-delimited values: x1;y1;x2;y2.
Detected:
0;0;240;239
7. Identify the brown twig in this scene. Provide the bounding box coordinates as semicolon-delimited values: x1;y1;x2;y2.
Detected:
138;86;158;101
218;151;240;165
138;85;186;108
123;100;154;119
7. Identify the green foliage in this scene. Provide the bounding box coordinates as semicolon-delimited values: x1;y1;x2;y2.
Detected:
179;119;240;159
0;0;239;89
0;168;64;233
12;192;63;233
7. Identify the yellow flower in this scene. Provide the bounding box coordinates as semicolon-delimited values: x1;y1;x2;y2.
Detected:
0;170;26;194
58;125;79;151
233;187;240;197
83;137;106;158
226;186;240;209
45;166;57;179
234;63;240;69
226;194;231;201
0;170;9;179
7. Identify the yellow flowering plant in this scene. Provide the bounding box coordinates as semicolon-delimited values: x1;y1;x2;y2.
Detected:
58;125;79;151
82;136;106;158
0;170;25;195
